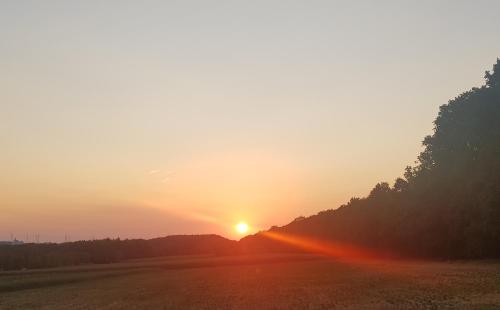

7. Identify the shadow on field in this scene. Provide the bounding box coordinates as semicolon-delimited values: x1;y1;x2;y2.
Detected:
0;254;322;293
0;270;148;293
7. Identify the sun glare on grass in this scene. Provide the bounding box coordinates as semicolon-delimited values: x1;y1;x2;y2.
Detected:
235;222;249;234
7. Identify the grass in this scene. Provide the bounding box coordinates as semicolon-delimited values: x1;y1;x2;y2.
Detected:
0;254;499;309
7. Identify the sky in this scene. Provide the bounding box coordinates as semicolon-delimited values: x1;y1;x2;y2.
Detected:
1;0;500;242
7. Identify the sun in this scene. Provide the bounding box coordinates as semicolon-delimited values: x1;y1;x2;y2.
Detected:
235;222;249;234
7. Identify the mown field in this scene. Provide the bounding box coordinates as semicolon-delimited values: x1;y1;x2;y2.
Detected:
0;254;499;309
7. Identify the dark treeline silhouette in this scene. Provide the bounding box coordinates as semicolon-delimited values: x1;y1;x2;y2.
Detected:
2;60;499;271
241;59;500;259
0;235;236;270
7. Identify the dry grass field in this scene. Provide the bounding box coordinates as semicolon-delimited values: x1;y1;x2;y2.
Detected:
1;254;499;309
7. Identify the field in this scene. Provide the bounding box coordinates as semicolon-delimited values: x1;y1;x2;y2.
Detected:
1;254;500;309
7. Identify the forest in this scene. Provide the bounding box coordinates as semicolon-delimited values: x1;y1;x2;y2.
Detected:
2;60;499;270
241;59;500;259
0;235;235;270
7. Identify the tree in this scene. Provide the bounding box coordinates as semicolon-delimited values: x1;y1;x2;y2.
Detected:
241;59;500;259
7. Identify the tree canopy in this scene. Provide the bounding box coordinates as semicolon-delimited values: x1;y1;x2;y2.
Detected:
241;59;500;259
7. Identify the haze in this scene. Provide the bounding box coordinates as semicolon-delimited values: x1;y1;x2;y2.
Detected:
1;0;500;242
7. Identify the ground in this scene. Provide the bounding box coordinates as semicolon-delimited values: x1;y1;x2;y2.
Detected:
1;254;499;309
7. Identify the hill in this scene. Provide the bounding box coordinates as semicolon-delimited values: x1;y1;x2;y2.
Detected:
240;59;500;259
3;60;499;270
0;235;236;271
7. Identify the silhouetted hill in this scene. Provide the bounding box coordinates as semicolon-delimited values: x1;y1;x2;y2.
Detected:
240;59;500;259
0;235;236;271
4;60;499;270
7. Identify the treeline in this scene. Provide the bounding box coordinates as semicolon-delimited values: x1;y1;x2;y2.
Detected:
0;235;236;270
3;61;499;270
241;59;500;259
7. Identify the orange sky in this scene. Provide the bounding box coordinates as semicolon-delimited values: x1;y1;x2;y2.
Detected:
1;1;500;242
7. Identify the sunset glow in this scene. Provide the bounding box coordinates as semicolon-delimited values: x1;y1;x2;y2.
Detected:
262;231;392;261
1;1;499;308
1;1;499;243
235;222;249;235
